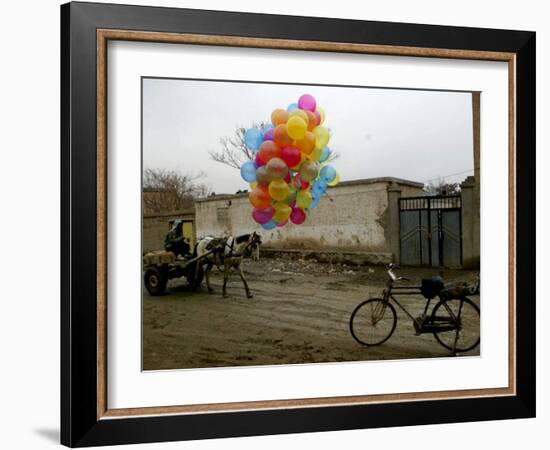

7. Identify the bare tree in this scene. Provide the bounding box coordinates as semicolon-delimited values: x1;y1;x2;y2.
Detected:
210;122;339;169
209;123;265;170
143;168;211;214
424;177;461;196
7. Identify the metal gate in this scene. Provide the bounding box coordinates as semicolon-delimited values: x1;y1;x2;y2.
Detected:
399;195;462;267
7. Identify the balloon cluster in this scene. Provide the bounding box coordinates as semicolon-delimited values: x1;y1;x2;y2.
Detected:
240;94;340;230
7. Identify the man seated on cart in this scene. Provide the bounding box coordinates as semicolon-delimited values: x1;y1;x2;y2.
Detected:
164;219;191;258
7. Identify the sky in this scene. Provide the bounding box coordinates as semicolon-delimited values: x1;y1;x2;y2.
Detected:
142;78;474;194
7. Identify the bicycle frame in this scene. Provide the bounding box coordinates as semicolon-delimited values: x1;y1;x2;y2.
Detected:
381;276;463;332
383;283;432;326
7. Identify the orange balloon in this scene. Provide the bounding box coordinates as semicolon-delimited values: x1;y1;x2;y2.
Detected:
258;140;281;163
273;124;294;148
271;108;289;126
295;131;316;155
249;185;272;209
305;110;317;131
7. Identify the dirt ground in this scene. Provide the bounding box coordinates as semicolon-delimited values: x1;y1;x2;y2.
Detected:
143;258;480;370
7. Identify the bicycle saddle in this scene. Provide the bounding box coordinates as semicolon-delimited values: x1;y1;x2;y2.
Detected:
421;276;445;299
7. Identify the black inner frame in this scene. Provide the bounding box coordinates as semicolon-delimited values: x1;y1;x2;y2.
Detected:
61;2;536;447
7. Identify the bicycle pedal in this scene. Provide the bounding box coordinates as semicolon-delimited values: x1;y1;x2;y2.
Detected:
413;316;425;335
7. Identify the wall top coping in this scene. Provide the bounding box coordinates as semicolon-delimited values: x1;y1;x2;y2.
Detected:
143;208;195;219
195;176;423;204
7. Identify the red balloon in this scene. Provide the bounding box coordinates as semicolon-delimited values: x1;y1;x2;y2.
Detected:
255;152;266;167
281;146;301;168
258;141;281;164
284;171;291;183
293;173;310;190
290;207;306;225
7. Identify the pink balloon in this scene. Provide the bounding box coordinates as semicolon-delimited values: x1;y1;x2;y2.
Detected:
263;128;274;141
252;207;274;224
290;207;306;225
276;220;288;228
255;153;266;167
298;94;316;112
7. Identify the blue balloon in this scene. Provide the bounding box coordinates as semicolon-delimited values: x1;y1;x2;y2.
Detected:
240;161;258;182
261;219;277;230
311;180;327;197
319;146;331;163
286;102;298;112
308;195;320;209
320;165;337;183
244;128;263;150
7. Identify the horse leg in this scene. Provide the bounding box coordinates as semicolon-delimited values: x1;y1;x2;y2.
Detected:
192;260;201;292
222;261;230;298
238;262;253;298
205;262;214;293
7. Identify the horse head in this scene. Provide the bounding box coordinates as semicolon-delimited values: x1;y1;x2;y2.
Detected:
248;232;262;260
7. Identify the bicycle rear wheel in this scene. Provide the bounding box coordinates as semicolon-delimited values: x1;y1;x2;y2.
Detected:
350;298;397;346
431;297;480;353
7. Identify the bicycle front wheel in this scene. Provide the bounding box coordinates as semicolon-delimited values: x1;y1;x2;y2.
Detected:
431;297;480;353
350;298;397;346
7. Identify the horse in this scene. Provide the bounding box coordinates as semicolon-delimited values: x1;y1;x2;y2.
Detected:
193;232;262;298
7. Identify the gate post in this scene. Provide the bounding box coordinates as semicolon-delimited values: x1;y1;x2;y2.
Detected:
461;176;480;268
387;182;402;264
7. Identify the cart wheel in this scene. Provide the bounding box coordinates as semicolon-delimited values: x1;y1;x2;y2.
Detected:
144;267;167;296
186;263;204;290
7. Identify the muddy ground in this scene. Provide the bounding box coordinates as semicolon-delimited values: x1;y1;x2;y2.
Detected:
143;258;480;370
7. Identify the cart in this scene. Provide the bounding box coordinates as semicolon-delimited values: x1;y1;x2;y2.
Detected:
142;249;213;296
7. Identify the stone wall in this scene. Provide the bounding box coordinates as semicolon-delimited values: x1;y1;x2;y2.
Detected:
143;210;195;254
195;177;424;259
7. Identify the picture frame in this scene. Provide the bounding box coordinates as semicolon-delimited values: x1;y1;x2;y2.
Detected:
60;1;536;447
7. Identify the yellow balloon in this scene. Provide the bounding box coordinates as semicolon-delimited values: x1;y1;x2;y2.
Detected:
327;172;340;187
289;109;309;123
249;181;258;189
268;179;290;201
317;107;325;124
296;190;312;209
286;116;307;140
313;126;329;150
310;146;323;161
272;202;292;223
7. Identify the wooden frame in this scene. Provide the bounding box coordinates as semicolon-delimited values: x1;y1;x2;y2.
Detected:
61;1;535;447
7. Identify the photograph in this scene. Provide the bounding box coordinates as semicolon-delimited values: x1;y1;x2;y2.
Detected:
54;1;537;446
141;78;481;371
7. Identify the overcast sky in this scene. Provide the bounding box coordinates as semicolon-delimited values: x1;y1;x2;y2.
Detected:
143;78;474;194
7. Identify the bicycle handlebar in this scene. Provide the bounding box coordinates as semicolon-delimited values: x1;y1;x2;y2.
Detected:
387;264;410;282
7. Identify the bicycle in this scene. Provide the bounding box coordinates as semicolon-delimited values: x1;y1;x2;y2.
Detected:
349;264;480;354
